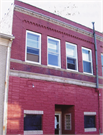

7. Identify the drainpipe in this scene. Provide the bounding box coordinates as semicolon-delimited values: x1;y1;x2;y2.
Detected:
92;22;98;88
92;22;100;134
3;39;13;135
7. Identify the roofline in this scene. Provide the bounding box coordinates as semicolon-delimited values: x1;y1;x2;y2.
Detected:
14;0;103;35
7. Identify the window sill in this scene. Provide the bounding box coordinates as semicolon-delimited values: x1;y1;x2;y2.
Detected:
25;60;41;65
24;130;43;135
84;128;97;132
67;68;78;72
83;71;93;76
47;64;61;69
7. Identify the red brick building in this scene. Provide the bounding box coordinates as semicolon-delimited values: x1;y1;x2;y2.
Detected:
7;0;103;134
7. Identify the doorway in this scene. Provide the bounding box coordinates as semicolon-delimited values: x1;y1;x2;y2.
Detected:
55;112;61;135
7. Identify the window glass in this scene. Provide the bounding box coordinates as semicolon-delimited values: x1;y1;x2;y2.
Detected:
48;39;59;53
101;54;103;75
26;31;41;63
82;49;91;61
66;43;77;71
24;114;42;131
65;114;71;130
48;37;60;67
84;116;95;128
82;48;92;74
101;54;103;65
27;33;39;48
66;44;76;58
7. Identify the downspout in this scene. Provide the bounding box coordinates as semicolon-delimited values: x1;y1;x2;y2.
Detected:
92;22;98;88
92;22;100;133
3;39;13;135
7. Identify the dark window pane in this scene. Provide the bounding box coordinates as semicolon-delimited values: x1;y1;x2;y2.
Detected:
27;53;39;62
67;57;76;70
83;61;91;73
24;114;42;131
27;47;39;55
48;54;58;66
84;116;95;128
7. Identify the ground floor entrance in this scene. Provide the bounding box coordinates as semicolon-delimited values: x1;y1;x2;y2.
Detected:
55;105;75;134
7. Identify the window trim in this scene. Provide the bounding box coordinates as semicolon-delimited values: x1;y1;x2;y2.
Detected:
47;36;61;68
24;110;43;135
84;112;96;132
25;30;41;65
66;42;78;72
82;47;93;75
65;113;72;130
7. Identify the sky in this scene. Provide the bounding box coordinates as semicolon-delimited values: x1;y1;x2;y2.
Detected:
0;0;103;33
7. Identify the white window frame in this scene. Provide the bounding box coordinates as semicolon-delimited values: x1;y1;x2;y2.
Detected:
65;113;71;130
25;30;41;64
47;36;61;68
82;47;93;75
24;110;43;135
84;112;96;132
101;54;103;75
66;42;78;72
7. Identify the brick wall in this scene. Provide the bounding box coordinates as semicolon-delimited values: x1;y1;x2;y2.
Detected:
7;76;100;134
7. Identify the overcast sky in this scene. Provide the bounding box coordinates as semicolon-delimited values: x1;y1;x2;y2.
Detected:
1;0;103;33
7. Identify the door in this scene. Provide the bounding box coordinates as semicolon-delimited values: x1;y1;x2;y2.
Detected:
55;112;61;135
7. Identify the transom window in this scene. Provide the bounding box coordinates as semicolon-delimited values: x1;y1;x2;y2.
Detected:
26;31;41;64
101;54;103;75
47;37;60;67
82;47;93;74
66;42;78;71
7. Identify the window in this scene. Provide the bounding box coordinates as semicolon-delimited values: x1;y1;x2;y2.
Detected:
47;37;61;67
24;114;42;130
24;110;43;135
82;47;93;74
66;42;78;71
101;54;103;75
26;31;41;64
84;112;96;132
65;113;71;130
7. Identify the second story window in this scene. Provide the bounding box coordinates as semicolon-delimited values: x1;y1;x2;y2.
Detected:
82;47;93;74
66;42;78;71
47;37;61;68
101;54;103;75
26;30;41;64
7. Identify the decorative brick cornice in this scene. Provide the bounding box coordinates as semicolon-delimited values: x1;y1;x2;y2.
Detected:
14;5;103;42
23;20;93;44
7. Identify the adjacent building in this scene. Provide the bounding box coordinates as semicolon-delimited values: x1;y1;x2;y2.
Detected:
7;0;103;134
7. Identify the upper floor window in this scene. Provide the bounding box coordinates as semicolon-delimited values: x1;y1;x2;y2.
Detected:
66;42;78;71
101;54;103;75
47;37;61;68
82;47;93;74
26;30;41;64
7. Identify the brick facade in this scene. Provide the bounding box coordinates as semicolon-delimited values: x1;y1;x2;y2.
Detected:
7;0;103;134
